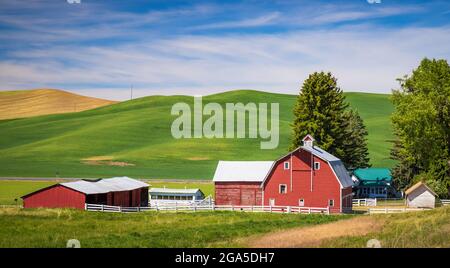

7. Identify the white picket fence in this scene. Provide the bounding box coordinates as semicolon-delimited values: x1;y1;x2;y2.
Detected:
352;198;377;207
441;199;450;206
85;203;330;214
368;207;427;214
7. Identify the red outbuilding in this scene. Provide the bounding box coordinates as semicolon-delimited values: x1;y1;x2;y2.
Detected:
213;135;353;213
22;177;149;209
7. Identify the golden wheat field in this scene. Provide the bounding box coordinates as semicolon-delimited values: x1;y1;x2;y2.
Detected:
0;89;116;120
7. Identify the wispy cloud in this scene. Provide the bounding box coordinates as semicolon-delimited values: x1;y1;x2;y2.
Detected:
193;12;281;30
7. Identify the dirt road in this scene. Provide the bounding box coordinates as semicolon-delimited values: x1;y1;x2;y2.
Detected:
247;216;383;248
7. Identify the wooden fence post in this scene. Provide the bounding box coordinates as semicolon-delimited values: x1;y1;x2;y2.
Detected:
101;204;104;211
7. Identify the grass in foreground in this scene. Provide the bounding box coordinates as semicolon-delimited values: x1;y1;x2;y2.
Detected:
322;206;450;248
0;208;344;248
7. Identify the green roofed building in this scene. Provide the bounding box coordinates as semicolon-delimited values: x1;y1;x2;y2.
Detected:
352;168;397;198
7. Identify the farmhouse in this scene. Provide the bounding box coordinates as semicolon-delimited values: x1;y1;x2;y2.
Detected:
352;168;396;198
405;181;437;208
213;135;353;213
22;177;149;209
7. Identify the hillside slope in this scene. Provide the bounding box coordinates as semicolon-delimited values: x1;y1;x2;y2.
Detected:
0;90;394;179
0;89;117;120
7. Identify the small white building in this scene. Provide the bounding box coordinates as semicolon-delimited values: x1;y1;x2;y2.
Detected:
405;181;437;208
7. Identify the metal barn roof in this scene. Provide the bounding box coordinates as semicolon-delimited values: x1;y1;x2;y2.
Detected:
329;160;353;188
300;145;340;162
213;161;275;182
60;177;148;195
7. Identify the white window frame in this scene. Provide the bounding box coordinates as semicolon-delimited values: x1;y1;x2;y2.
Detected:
279;184;287;194
299;199;305;206
284;161;290;170
314;162;320;170
328;199;334;207
269;198;275;206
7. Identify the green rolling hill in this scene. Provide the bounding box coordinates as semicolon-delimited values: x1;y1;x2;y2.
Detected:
0;90;395;179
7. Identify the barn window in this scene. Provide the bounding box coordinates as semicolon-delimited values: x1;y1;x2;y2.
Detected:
299;199;305;206
314;162;320;170
269;198;276;206
279;184;287;194
284;161;290;170
328;199;334;207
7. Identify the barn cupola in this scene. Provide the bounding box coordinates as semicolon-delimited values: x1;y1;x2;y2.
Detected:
302;134;315;148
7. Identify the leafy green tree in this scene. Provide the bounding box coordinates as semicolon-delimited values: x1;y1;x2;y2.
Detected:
290;72;370;170
391;58;450;197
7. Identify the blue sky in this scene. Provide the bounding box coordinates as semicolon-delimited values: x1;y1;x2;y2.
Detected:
0;0;449;100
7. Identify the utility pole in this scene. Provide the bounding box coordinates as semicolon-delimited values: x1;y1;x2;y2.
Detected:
130;85;133;100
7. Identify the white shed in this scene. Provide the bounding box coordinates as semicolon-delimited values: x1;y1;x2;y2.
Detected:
405;181;437;208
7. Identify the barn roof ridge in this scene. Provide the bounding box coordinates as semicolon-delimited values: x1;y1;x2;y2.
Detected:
405;181;437;196
55;176;148;195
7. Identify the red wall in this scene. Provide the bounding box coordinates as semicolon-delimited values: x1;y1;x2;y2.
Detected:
215;182;262;206
107;188;148;207
263;149;344;213
23;185;86;210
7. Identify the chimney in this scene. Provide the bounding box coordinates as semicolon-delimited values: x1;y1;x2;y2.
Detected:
302;134;315;147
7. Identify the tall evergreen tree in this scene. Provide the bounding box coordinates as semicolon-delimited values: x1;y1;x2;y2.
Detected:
290;72;370;170
341;109;371;171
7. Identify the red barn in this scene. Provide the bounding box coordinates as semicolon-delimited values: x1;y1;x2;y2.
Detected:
213;135;353;213
22;177;149;209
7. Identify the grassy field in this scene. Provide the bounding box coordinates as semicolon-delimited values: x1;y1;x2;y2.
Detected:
0;90;395;179
0;180;214;205
0;208;344;248
322;206;450;248
0;89;116;120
